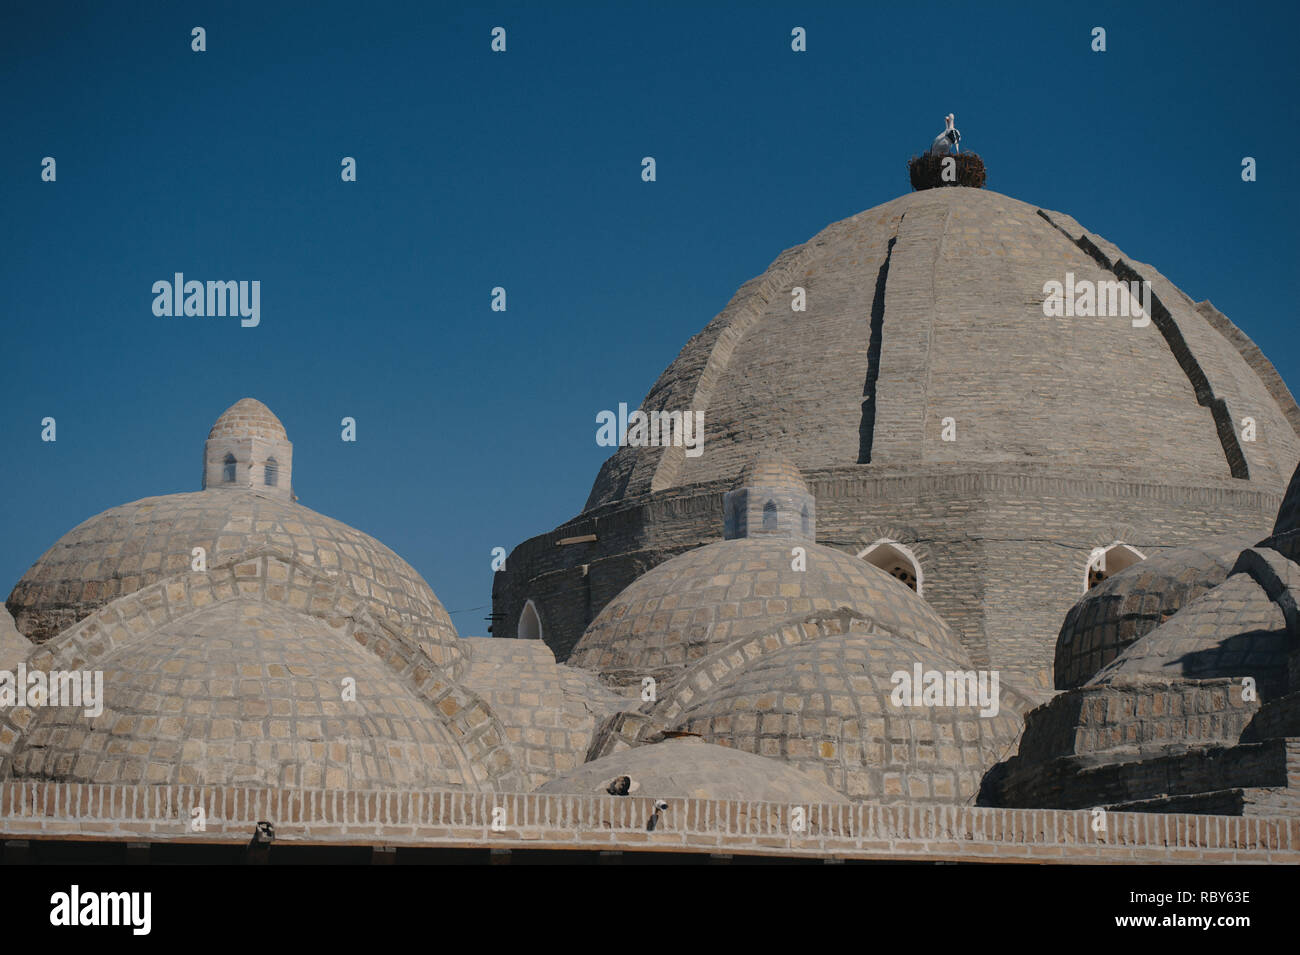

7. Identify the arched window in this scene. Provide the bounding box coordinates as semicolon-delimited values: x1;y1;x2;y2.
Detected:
857;539;923;595
801;505;811;537
762;500;778;531
519;599;543;640
222;453;237;484
1085;543;1145;591
264;456;278;487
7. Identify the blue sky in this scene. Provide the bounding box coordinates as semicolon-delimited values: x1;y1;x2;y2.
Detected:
2;1;1296;634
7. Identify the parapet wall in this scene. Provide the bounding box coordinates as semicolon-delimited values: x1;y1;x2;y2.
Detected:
1;782;1296;863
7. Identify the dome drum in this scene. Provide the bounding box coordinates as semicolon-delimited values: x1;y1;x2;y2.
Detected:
723;486;815;542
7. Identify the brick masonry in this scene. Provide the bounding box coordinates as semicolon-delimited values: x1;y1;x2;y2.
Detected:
0;555;526;793
459;637;629;789
495;187;1300;695
7;489;466;675
497;465;1284;693
1;781;1294;863
1055;534;1256;690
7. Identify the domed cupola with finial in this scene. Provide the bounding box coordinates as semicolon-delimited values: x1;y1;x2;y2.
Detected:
202;398;294;499
723;450;815;541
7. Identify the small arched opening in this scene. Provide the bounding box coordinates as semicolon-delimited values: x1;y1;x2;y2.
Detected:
800;504;811;537
762;500;778;531
264;456;279;487
222;453;237;484
1085;542;1146;592
857;539;923;595
518;599;543;640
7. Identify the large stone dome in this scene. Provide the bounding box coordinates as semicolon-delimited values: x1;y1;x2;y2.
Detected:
586;188;1300;506
497;186;1299;692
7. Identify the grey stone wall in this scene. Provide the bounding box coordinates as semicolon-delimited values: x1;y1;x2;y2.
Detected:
495;465;1281;690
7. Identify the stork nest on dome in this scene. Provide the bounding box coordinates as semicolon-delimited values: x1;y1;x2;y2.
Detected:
908;152;986;191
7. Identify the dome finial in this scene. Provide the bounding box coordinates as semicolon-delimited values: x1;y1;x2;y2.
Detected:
724;450;815;540
202;398;294;498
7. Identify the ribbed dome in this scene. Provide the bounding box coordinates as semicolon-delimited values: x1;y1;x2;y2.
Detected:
1053;534;1259;690
536;737;848;803
568;537;964;678
586;188;1300;509
207;397;287;441
6;490;462;670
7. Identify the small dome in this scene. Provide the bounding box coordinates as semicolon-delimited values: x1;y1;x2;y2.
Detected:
6;491;462;670
207;398;287;441
569;537;961;679
1053;534;1258;689
670;630;1028;804
5;598;479;789
535;736;848;803
735;451;808;493
1088;560;1291;698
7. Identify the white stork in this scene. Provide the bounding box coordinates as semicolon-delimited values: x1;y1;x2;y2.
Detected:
929;113;961;157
